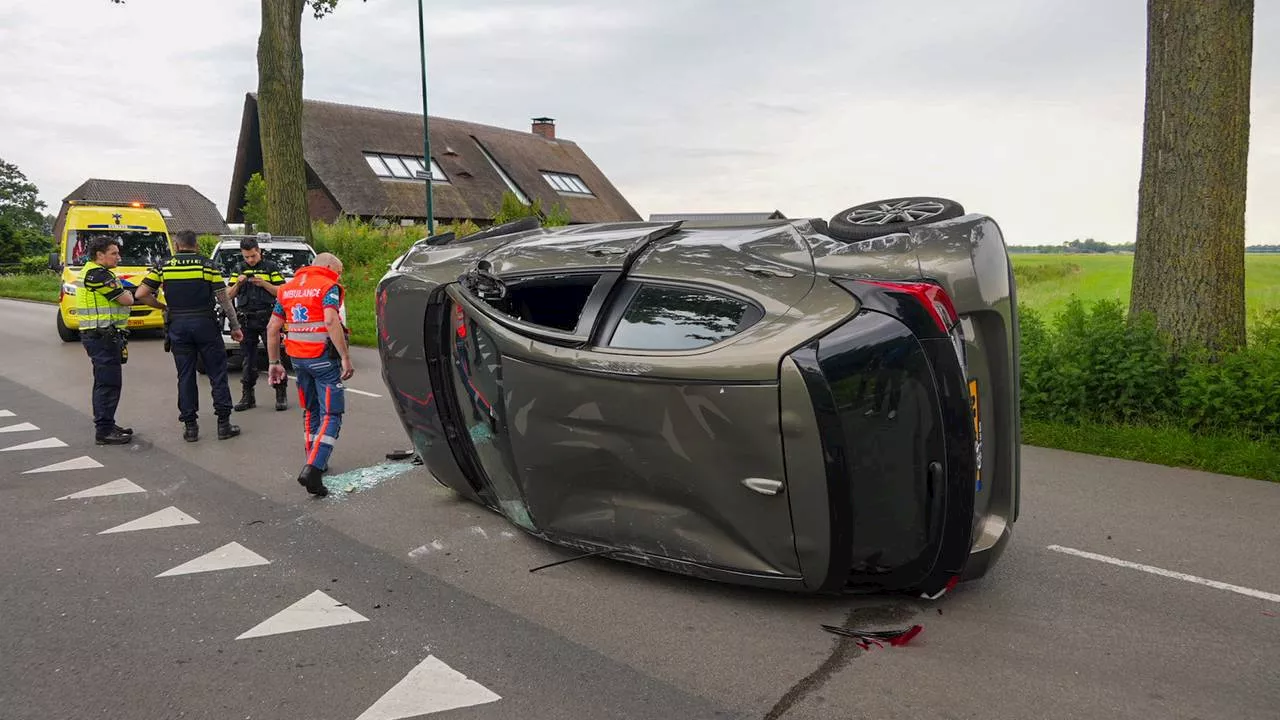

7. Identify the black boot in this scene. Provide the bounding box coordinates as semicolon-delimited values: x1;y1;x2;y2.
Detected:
234;386;256;411
96;428;131;445
182;421;199;442
113;425;134;436
217;418;241;440
274;382;288;411
296;464;328;497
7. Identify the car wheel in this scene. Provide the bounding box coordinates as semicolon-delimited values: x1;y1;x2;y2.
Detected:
56;311;79;342
828;197;965;242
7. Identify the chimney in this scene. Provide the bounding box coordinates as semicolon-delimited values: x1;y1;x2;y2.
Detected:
531;117;556;140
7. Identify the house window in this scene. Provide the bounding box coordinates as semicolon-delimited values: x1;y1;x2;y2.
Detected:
158;207;174;219
363;152;448;183
541;171;592;196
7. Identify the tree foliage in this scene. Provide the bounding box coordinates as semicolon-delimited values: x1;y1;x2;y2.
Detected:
241;172;270;233
0;158;47;233
491;192;570;227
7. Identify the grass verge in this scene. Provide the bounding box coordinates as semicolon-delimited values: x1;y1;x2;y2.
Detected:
0;273;59;304
1023;418;1280;483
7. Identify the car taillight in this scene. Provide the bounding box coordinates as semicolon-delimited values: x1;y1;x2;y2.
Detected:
860;280;967;374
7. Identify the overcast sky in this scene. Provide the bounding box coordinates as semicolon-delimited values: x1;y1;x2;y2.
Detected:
1;0;1276;245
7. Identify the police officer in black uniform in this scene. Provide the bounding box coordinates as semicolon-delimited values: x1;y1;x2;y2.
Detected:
227;236;289;412
135;230;244;442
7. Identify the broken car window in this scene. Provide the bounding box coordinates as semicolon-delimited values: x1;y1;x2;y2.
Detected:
607;285;755;350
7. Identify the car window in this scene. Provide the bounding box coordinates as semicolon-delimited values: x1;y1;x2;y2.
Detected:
606;285;758;350
470;273;604;334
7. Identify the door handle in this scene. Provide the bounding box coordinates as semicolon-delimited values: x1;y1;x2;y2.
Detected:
742;477;784;495
743;265;796;278
587;246;627;256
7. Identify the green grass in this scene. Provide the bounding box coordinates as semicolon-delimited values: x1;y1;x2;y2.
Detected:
0;272;59;304
1024;418;1280;483
1011;253;1280;322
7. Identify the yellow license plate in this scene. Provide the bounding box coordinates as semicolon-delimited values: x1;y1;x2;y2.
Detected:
128;319;146;327
969;379;983;491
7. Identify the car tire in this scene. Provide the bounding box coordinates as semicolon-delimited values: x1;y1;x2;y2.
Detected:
828;197;965;242
56;311;79;342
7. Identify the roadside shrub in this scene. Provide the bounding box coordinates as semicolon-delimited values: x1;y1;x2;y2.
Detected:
19;255;52;274
1177;310;1280;438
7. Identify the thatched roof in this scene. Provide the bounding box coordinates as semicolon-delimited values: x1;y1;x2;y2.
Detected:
55;179;231;240
227;94;640;225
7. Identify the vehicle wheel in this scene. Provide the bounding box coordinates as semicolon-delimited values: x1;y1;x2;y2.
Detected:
56;312;79;342
828;197;965;242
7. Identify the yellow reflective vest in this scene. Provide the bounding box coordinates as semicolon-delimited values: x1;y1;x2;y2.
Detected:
77;261;130;331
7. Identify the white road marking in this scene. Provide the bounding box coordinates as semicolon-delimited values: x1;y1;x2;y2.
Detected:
1048;545;1280;604
57;478;146;500
354;655;501;720
0;409;14;417
22;455;103;474
2;437;69;452
157;541;270;577
235;589;368;640
285;375;383;398
0;422;39;434
99;506;199;534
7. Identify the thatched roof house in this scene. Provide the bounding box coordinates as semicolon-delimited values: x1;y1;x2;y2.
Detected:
226;94;640;227
55;179;230;240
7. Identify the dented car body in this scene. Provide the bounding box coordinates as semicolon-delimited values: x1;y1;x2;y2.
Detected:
376;206;1020;596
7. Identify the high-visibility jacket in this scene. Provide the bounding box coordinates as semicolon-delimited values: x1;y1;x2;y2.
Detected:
277;265;344;359
77;261;130;331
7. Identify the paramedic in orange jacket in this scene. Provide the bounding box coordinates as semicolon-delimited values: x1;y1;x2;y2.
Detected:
266;253;354;497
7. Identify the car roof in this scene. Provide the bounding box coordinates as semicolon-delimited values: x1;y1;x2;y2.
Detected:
213;238;314;251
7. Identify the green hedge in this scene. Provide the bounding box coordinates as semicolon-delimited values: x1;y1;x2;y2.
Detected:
1020;298;1280;439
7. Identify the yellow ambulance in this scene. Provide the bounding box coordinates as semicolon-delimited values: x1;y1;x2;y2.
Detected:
52;201;174;341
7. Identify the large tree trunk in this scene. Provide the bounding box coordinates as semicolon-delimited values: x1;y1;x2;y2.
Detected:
1131;0;1252;350
257;0;312;240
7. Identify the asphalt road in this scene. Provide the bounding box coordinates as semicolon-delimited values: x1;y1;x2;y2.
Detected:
1;297;1277;720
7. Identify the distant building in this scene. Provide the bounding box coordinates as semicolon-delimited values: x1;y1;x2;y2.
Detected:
226;94;641;227
54;179;231;240
647;211;787;227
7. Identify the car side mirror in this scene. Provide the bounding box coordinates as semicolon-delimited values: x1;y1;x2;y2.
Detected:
48;252;63;272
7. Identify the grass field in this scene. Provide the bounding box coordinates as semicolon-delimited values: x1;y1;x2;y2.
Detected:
1011;253;1280;323
0;273;59;304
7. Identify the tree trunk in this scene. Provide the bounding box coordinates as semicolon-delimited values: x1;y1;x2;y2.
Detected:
1131;0;1252;350
257;0;312;240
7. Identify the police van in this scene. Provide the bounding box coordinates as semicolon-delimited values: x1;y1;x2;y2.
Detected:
208;234;316;371
51;201;174;342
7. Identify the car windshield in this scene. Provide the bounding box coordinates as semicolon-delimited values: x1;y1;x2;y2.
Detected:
213;247;315;277
69;230;171;267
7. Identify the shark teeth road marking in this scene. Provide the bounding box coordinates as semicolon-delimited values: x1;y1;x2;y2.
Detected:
99;506;199;534
1048;545;1280;604
0;409;15;418
235;589;368;640
22;455;103;474
57;478;146;500
2;437;69;452
156;542;270;577
355;655;501;720
0;422;39;434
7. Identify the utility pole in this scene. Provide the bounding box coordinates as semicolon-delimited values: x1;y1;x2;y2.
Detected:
416;0;435;235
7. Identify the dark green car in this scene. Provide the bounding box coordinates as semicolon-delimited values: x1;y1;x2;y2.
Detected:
376;197;1020;597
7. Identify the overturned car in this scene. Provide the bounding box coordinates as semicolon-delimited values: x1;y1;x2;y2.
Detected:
376;197;1020;597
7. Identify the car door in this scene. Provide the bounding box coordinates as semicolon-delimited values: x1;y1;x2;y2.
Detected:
439;223;817;578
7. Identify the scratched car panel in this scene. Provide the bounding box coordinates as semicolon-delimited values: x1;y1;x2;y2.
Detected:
376;198;1020;596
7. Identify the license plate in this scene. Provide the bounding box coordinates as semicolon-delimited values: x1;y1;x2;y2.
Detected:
968;379;982;491
128;319;146;327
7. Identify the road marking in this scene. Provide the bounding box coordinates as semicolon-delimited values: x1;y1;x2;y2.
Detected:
157;541;270;577
1048;545;1280;604
2;437;69;452
99;506;199;534
235;589;368;640
286;376;383;398
22;455;103;474
0;422;39;434
0;409;14;418
57;478;146;500
355;655;501;720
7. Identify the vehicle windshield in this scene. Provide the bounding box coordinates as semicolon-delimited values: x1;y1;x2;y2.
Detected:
214;247;315;278
69;230;171;267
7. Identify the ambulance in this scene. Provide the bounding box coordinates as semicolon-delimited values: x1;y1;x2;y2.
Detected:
52;201;174;341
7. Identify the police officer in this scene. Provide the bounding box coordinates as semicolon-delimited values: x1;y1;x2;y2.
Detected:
227;236;288;412
266;253;354;497
78;235;164;445
135;230;244;442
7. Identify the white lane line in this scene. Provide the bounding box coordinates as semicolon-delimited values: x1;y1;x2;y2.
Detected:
0;409;14;418
99;506;199;534
285;376;383;398
0;422;39;434
1048;545;1280;604
2;437;69;452
22;455;103;474
355;655;501;720
235;589;368;640
57;478;146;500
157;541;270;577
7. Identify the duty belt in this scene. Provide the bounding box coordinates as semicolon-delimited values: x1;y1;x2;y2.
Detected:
167;307;216;319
